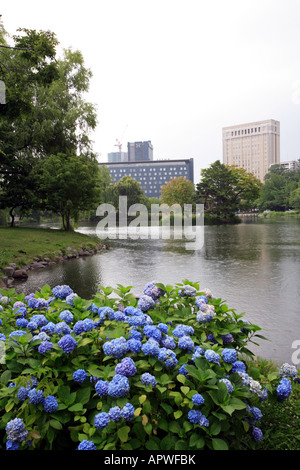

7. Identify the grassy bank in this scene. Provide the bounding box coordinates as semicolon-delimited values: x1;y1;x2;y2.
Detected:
0;226;101;273
260;210;300;219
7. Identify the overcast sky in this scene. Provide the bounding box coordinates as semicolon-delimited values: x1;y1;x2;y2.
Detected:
2;0;300;183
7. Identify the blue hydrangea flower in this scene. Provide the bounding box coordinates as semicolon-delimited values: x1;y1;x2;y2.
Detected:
14;307;27;317
248;406;263;422
195;298;208;311
128;328;143;341
161;335;176;349
9;330;27;340
78;440;97;450
38;340;54;354
188;409;203;424
41;322;56;335
276;378;292;401
279;363;298;380
103;337;128;359
95;379;109;397
0;333;6;341
142;338;160;357
137;295;155;312
43;395;58;413
158;323;168;334
204;349;221;365
94;412;110;430
73;369;88;383
192;346;205;362
143;325;162;342
219;378;234;394
192;393;205;406
31;314;48;327
55;321;72;336
59;310;74;324
57;334;77;354
28;388;44;405
178;285;197;297
221;334;234;345
141;373;157;388
13;301;26;310
27;321;38;331
222;348;238;364
231;361;246;373
252;426;263;442
52;285;74;300
16;318;28;328
108;374;130;398
5;418;28;443
108;406;121;422
178;335;194;352
196;311;213;324
17;386;29;402
73;320;86;335
178;364;189;376
127;338;142;353
115;357;137;377
127;314;148;327
6;440;20;450
172;324;194;338
120;403;135;422
82;318;95;332
158;347;178;368
143;281;165;300
65;293;78;307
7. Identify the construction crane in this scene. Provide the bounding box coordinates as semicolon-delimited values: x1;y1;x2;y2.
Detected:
114;124;128;152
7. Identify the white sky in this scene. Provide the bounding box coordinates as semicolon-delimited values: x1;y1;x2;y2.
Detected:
2;0;300;183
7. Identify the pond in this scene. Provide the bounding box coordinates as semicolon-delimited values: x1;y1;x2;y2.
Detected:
13;216;300;365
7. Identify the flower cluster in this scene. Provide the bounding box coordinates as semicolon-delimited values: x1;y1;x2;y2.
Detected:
94;402;135;430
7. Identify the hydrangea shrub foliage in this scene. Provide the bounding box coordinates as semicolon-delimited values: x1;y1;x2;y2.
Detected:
0;280;298;450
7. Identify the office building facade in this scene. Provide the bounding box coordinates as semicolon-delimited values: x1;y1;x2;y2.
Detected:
222;119;280;182
100;158;194;199
127;141;153;162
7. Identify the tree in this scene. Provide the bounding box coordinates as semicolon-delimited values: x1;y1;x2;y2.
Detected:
257;164;300;211
0;23;97;222
197;160;262;223
111;176;148;210
34;153;107;231
161;176;196;207
289;186;300;211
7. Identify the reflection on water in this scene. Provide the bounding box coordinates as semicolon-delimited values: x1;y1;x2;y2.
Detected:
14;217;300;364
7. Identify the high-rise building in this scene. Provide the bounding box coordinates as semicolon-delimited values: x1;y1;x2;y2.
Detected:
107;152;128;163
100;158;194;199
222;119;280;182
127;141;153;162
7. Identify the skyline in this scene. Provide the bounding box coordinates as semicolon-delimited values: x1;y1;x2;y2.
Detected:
1;0;300;184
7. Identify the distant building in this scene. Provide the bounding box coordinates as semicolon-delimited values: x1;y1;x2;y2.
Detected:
222;119;280;182
107;152;128;163
100;158;194;199
127;141;153;162
275;160;300;171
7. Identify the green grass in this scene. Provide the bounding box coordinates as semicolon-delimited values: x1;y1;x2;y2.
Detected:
0;226;101;272
258;383;300;450
243;356;300;450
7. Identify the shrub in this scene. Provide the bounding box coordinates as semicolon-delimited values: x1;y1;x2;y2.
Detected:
0;280;298;450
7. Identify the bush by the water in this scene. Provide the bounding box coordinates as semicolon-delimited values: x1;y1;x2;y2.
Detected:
0;280;298;450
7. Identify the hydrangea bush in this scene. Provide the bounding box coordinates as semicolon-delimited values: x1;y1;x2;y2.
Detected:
0;280;298;450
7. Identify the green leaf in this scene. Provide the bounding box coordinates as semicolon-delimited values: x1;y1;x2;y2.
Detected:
118;426;130;443
212;438;229;450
